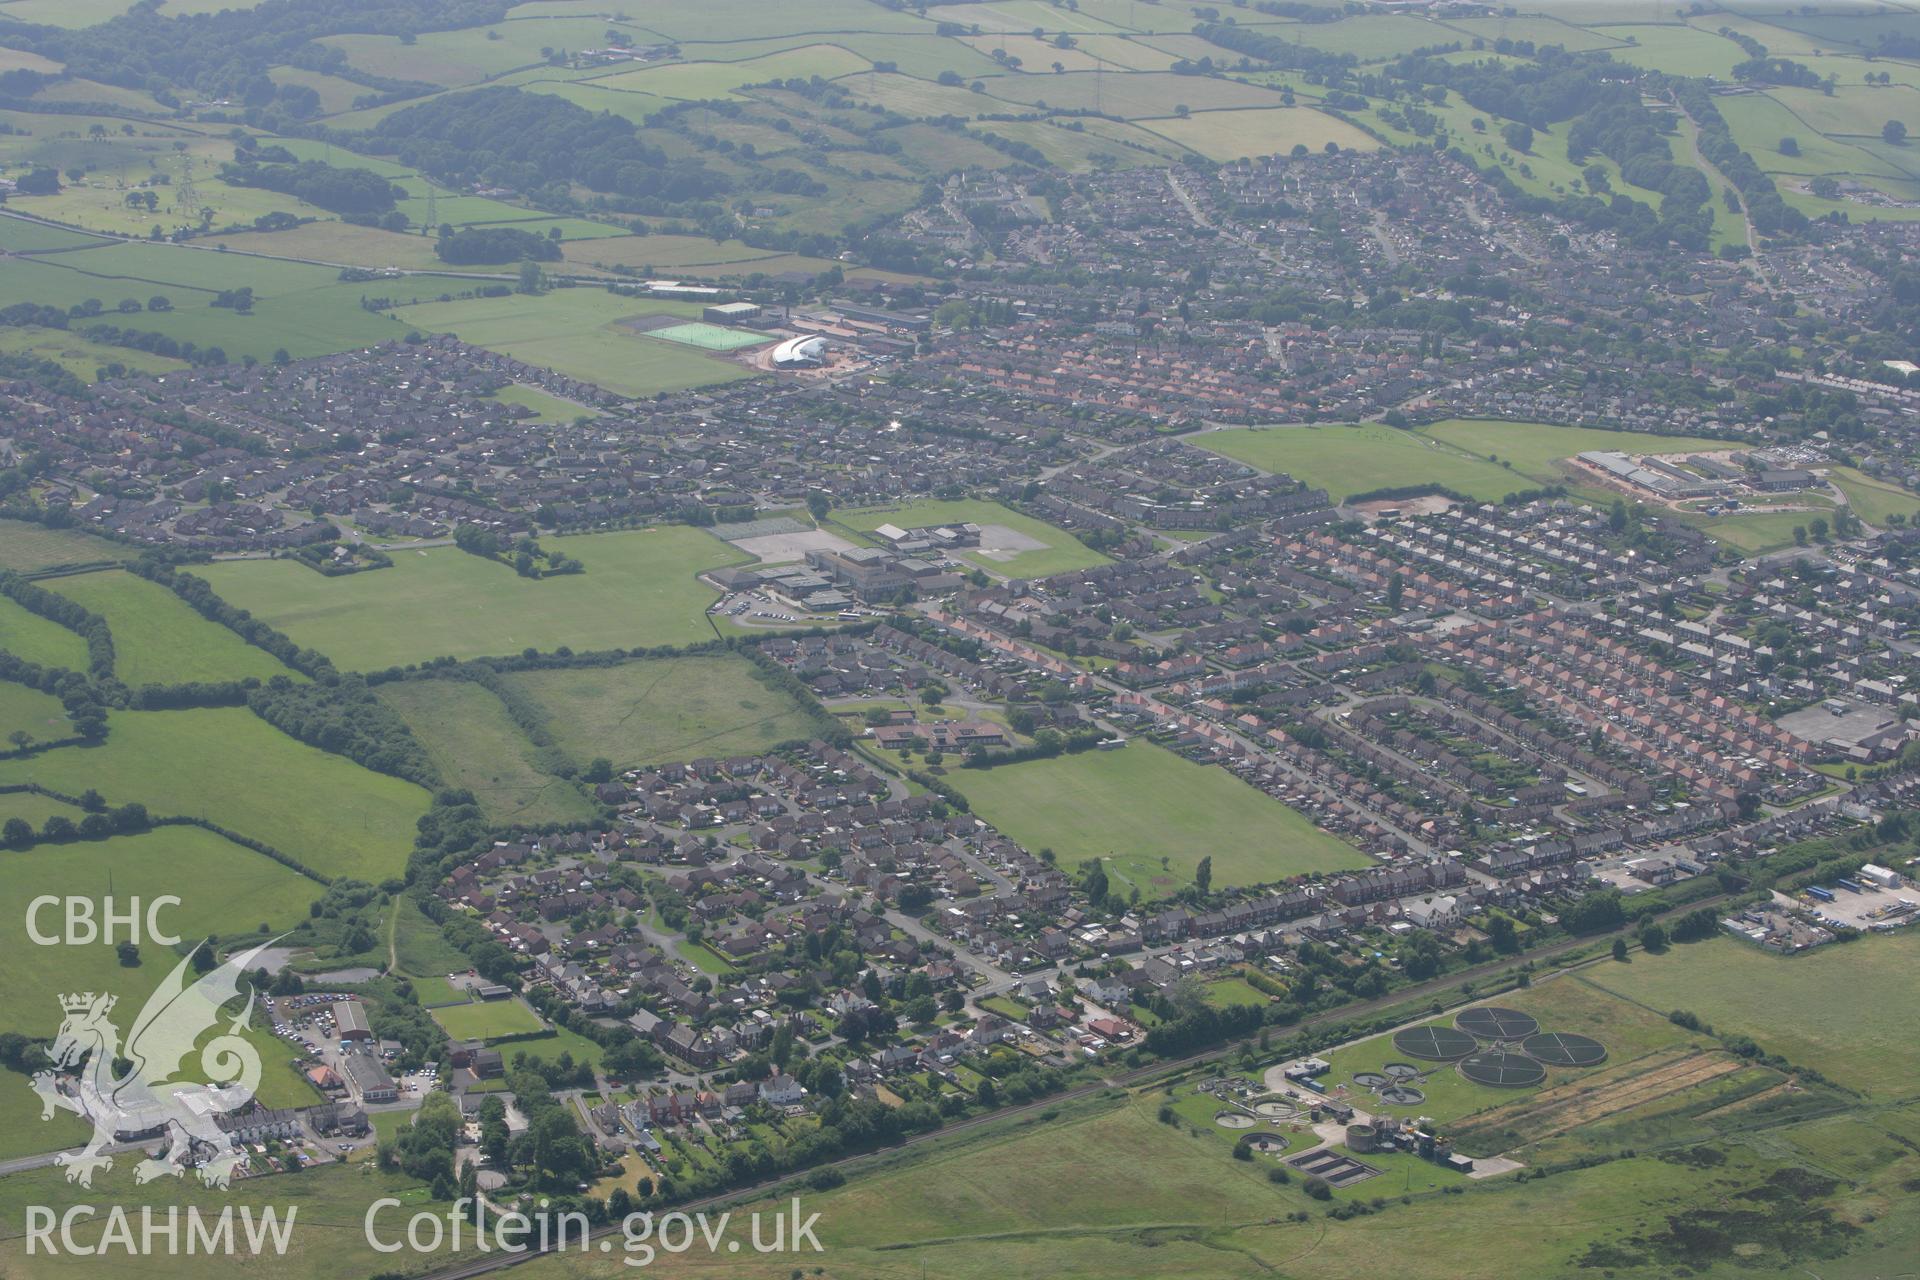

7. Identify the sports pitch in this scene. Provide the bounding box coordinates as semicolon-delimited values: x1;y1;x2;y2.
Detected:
646;321;772;351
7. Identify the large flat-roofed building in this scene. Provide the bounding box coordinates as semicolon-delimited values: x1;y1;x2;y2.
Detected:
831;302;931;333
704;301;762;325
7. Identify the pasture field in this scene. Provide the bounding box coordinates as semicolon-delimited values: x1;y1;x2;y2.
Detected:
0;1071;90;1161
320;20;619;86
832;498;1109;578
0;829;319;1079
588;44;871;99
967;118;1173;169
0;708;429;883
951;739;1368;898
1593;24;1748;78
1440;15;1625;52
1717;90;1910;183
0;215;104;252
1830;466;1920;525
0;679;68;742
0;788;82;827
47;569;295;687
374;679;599;827
1197;422;1524;502
0;45;63;74
0;248;420;362
267;65;371;114
981;70;1288;118
0;517;130;573
0;323;189;379
498;654;822;768
519;78;673;124
0;1164;457;1279
557;232;834;273
430;997;546;1041
1286;14;1464;60
1583;930;1920;1099
204;222;453;271
198;527;748;670
841;70;1022;118
0;595;90;670
391;289;757;397
1773;84;1920;141
1137;106;1379;160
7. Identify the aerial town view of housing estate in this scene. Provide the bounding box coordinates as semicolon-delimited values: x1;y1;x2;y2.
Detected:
2;0;1920;1276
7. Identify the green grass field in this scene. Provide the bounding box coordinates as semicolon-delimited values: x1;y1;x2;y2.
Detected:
0;518;130;573
1676;507;1813;555
510;1024;607;1070
0;1163;458;1278
0;826;320;1034
0;679;68;743
0;323;189;380
1830;466;1920;526
197;527;749;670
47;569;295;688
390;895;472;979
0;708;428;883
498;654;822;768
374;678;599;826
1197;423;1525;502
391;290;758;397
491;382;599;423
0;595;90;670
1139;106;1379;160
1583;931;1920;1099
0;244;423;362
833;498;1110;578
0;787;83;827
952;740;1368;897
431;996;546;1041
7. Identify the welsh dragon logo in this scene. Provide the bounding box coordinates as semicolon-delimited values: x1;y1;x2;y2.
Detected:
31;940;277;1189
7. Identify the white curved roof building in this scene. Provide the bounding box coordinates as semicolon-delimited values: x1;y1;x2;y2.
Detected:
771;335;828;367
